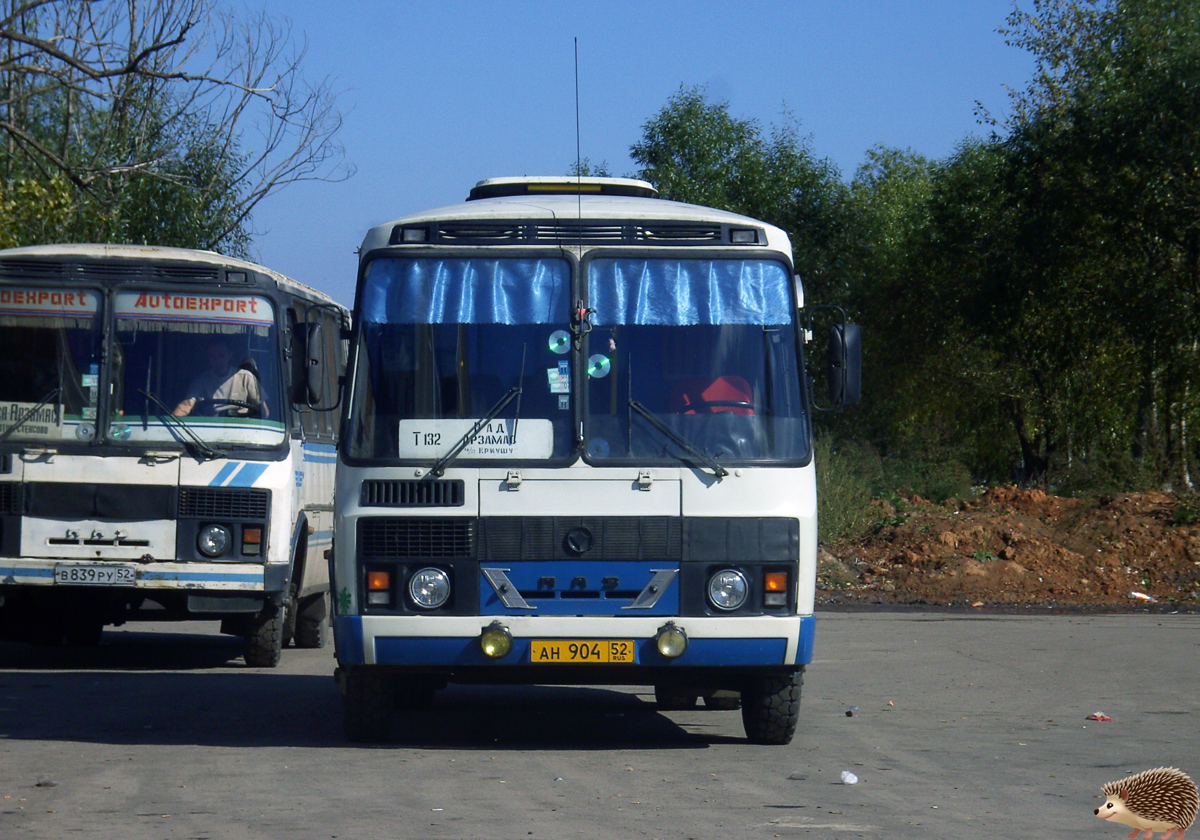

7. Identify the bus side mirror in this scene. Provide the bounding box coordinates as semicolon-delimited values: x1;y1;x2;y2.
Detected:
306;322;325;405
827;323;861;407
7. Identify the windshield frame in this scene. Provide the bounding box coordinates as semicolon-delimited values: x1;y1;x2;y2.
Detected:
0;280;291;457
108;287;287;452
340;248;579;468
578;248;813;470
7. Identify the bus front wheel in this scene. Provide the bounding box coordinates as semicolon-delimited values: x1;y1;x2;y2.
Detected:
741;668;803;745
243;604;283;667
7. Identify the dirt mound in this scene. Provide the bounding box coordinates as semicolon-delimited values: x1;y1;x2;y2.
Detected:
819;488;1200;610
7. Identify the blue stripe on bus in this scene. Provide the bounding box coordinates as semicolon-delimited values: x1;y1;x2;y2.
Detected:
0;566;54;580
209;463;239;486
302;443;338;463
227;463;268;487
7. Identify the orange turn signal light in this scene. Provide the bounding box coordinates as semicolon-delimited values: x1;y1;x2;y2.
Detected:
764;572;788;592
242;527;262;545
367;570;391;591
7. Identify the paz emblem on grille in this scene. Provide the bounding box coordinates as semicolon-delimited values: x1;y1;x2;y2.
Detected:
563;526;593;555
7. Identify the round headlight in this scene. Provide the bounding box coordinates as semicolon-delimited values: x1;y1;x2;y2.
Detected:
408;567;451;609
198;524;231;558
707;569;749;611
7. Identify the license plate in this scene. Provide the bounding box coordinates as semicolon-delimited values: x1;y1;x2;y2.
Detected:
530;639;636;664
54;563;136;586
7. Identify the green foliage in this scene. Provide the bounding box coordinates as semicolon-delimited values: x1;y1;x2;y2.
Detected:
1174;498;1200;526
813;434;882;545
0;0;348;254
630;86;852;298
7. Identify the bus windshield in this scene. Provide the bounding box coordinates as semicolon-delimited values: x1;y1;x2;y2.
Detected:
110;291;284;446
345;256;575;462
0;288;103;442
583;257;808;465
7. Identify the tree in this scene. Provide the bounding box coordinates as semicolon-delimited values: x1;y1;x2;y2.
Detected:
0;0;351;253
998;0;1200;488
630;85;851;298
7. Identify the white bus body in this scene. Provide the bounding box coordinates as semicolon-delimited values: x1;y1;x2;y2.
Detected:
333;178;859;742
0;245;349;666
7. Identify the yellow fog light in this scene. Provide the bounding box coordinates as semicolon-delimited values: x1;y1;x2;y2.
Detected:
479;621;513;659
655;622;688;659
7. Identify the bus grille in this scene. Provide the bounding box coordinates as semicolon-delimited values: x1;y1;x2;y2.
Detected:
360;479;464;508
0;259;219;283
390;220;746;247
0;482;22;515
178;487;270;519
479;517;682;561
359;518;475;558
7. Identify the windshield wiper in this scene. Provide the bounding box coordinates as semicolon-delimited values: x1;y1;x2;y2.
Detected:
628;399;729;478
0;387;62;446
138;389;224;460
428;386;522;478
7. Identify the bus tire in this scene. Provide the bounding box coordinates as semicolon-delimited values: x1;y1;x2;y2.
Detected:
294;593;328;649
741;668;803;745
344;669;392;742
243;605;283;667
654;684;698;711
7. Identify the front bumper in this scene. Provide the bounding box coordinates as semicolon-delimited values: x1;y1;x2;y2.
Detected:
334;613;815;671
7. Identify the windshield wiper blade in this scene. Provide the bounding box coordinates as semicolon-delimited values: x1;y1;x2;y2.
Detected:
428;386;522;478
137;389;224;460
0;387;61;445
628;399;729;478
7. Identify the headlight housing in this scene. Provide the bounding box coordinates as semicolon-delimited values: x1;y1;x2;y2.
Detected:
408;567;451;609
197;524;231;558
707;569;749;611
479;621;513;658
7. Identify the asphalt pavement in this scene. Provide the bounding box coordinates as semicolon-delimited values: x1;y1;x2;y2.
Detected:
1;610;1195;839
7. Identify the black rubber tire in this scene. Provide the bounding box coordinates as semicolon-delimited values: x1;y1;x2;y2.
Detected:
293;593;328;649
243;605;283;667
343;669;393;742
741;668;803;745
654;684;699;711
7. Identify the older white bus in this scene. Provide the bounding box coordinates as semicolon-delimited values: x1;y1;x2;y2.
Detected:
332;177;859;741
0;245;348;666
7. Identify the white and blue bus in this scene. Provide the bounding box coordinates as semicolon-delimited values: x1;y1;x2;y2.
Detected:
0;245;349;666
332;177;860;742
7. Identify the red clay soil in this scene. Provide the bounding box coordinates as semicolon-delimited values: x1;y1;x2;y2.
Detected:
818;487;1200;611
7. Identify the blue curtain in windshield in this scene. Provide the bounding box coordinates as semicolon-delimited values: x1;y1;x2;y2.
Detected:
361;257;569;325
588;258;792;326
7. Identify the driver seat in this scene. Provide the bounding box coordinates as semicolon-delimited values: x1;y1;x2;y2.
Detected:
670;375;754;415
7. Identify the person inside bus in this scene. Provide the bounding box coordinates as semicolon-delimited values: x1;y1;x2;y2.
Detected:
172;337;268;418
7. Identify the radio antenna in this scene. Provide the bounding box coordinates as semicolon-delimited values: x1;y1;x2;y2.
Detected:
574;37;582;221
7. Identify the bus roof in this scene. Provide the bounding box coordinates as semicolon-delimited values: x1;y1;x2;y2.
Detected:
362;178;794;257
468;176;658;200
0;243;343;309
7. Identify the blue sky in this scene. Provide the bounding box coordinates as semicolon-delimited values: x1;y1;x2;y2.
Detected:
249;1;1034;306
